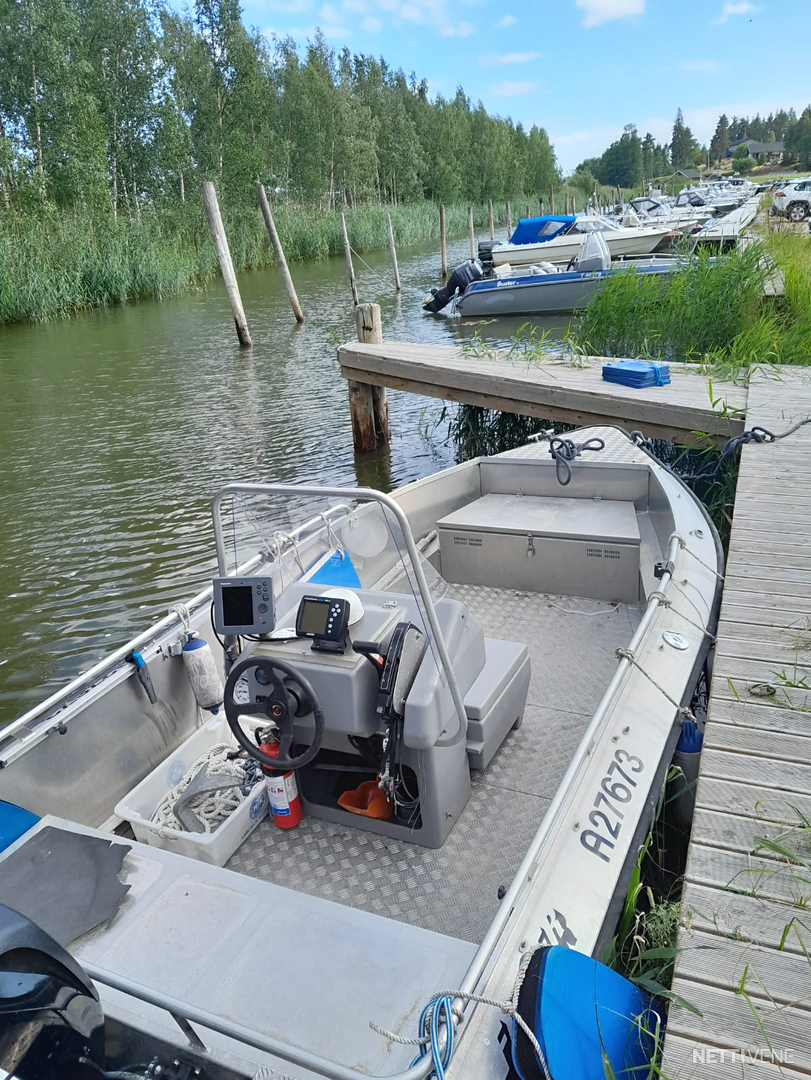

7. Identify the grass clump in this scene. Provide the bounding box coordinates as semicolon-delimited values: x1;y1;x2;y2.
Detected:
570;234;811;369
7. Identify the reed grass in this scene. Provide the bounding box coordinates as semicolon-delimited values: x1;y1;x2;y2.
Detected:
0;198;520;324
572;235;811;369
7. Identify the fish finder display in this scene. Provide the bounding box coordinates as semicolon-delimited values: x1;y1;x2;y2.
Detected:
221;585;254;628
212;576;275;635
297;598;330;636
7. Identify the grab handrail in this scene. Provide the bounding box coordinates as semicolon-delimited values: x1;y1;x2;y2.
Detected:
211;483;469;742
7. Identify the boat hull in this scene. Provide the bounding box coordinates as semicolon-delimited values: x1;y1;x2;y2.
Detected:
457;262;678;317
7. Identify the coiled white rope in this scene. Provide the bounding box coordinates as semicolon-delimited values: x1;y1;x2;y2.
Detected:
151;744;261;833
370;945;548;1079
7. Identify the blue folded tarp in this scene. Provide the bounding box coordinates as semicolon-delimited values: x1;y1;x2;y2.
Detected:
602;360;671;388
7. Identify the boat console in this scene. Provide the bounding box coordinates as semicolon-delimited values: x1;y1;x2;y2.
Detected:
214;579;530;847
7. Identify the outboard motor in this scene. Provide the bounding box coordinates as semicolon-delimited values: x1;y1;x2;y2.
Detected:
0;903;106;1079
423;259;484;313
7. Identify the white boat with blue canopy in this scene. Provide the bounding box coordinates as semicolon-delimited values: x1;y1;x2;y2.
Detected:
0;428;721;1080
485;214;679;268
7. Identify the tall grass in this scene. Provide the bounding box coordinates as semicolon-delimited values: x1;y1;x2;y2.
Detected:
572;235;811;369
0;198;521;324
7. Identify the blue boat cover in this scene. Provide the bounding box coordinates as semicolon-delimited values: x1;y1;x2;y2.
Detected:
512;946;657;1080
602;360;671;388
0;800;39;854
508;216;576;246
307;550;362;589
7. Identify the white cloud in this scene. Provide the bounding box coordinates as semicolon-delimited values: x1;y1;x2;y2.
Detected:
712;1;759;23
361;13;382;30
440;20;476;35
679;58;727;72
266;20;349;37
486;51;543;64
496;13;517;26
342;0;367;10
262;0;311;11
490;79;537;97
320;2;341;19
576;0;645;28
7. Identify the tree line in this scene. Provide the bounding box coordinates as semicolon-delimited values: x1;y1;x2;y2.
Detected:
0;0;557;219
575;105;811;189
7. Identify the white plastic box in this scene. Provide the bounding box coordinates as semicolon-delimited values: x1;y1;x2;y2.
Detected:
115;715;269;866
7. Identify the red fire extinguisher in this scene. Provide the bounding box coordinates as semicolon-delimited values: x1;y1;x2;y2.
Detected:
259;740;303;829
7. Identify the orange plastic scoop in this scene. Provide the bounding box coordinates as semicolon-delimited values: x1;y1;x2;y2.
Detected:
338;779;393;821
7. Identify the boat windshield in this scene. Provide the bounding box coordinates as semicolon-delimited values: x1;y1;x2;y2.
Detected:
574;216;620;233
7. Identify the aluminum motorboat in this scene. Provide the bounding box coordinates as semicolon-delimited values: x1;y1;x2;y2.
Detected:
0;430;721;1080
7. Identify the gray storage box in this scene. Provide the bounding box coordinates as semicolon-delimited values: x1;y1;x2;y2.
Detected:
437;494;640;604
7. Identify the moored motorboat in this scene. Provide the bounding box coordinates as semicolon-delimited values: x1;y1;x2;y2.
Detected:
0;429;720;1079
484;213;680;268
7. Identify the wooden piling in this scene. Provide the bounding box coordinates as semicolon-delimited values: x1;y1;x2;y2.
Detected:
200;181;251;347
256;182;304;324
467;206;475;260
505;201;512;238
549;185;555;214
386;213;401;293
439;204;448;278
487;198;495;240
348;302;389;453
525;203;530;220
340;211;359;307
539;197;544;216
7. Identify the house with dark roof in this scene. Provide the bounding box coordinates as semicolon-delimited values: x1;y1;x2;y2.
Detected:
726;137;784;162
675;168;701;181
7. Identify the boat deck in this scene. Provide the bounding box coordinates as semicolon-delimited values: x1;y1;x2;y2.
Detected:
227;584;641;942
662;367;811;1078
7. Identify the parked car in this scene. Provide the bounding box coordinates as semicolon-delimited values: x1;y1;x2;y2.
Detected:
772;179;811;221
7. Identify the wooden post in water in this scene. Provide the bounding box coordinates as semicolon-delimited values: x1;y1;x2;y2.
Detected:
467;206;475;260
200;181;251;347
348;303;388;453
539;197;544;216
549;185;555;214
525;203;530;220
487;198;495;240
340;211;359;307
505;201;512;238
439;204;448;278
386;213;400;293
256;182;304;324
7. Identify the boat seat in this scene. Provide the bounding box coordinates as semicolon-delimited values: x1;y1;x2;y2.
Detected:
464;638;530;770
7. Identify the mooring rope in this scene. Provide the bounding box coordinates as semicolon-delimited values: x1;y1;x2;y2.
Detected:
370;945;549;1080
632;417;811;487
533;432;606;485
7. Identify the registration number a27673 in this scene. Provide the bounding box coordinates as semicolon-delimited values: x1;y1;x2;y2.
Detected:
579;748;645;864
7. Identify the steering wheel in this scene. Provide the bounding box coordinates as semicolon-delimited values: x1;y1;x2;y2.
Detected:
224;656;325;771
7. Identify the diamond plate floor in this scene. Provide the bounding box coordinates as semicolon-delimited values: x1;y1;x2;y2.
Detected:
227;586;639;943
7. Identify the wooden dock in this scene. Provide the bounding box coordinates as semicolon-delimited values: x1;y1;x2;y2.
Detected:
662;366;811;1079
338;340;748;444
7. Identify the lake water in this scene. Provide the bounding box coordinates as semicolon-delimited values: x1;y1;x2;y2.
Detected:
0;228;571;723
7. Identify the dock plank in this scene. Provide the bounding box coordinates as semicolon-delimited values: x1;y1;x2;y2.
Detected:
338;341;747;442
664;367;811;1074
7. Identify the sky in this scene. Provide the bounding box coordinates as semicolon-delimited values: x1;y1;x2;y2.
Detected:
249;0;811;173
